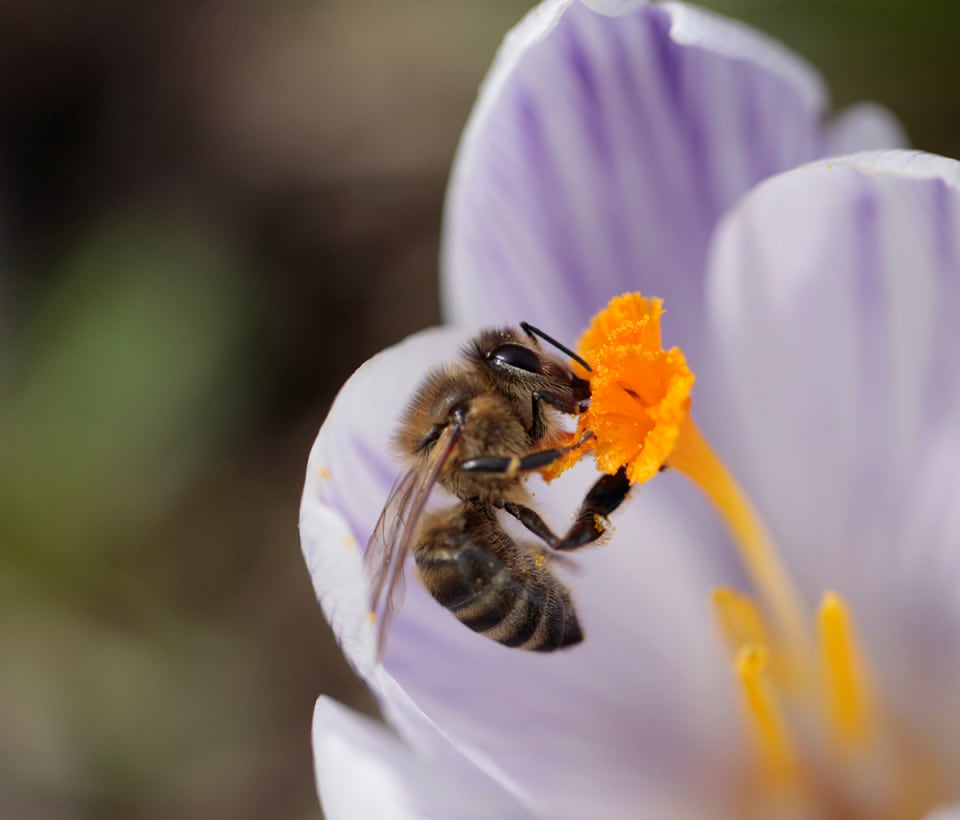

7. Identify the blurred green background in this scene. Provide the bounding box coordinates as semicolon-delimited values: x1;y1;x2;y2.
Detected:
1;1;956;818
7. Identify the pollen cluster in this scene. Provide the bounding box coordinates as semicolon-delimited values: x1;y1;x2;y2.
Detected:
541;292;694;484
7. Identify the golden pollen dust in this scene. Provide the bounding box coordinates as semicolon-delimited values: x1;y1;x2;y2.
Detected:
546;292;944;817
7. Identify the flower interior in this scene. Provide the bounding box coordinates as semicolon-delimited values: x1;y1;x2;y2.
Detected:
546;292;944;818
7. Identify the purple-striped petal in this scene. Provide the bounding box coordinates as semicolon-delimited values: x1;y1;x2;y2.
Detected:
442;1;903;371
301;324;742;817
313;697;530;819
702;149;960;781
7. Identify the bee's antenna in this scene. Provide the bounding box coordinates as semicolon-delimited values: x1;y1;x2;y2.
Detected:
520;322;592;372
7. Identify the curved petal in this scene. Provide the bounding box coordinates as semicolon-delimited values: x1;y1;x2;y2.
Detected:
442;0;899;371
826;102;908;155
702;149;960;781
302;325;741;817
313;697;530;819
301;326;472;681
581;0;647;15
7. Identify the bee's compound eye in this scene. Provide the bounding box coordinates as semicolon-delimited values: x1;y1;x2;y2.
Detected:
488;343;541;374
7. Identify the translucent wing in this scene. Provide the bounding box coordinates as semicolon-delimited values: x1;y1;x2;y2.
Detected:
364;468;418;633
365;425;462;659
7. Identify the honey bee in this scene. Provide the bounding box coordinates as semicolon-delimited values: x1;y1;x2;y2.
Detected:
366;323;630;657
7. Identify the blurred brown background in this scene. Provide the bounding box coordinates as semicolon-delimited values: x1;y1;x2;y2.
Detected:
1;1;957;818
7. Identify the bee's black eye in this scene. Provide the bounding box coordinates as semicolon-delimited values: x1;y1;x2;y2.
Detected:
488;343;541;374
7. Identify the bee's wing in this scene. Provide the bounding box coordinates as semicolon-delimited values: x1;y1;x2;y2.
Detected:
364;467;418;622
365;460;440;631
365;426;462;659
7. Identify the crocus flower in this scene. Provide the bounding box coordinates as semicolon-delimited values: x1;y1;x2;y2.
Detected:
300;1;960;817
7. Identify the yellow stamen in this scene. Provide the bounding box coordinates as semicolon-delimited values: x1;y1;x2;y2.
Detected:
714;587;808;697
549;293;949;813
736;644;799;786
669;416;809;655
818;591;872;749
713;587;768;652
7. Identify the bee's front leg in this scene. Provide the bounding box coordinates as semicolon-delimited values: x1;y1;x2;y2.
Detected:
459;433;593;478
528;387;589;440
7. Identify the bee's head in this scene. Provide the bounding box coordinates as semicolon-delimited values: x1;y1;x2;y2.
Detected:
468;327;590;408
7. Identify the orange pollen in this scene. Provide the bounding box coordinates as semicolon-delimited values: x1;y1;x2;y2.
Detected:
541;292;694;484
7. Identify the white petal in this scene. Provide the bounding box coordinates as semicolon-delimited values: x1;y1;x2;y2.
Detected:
827;102;909;155
441;1;895;372
313;697;529;819
313;698;419;820
703;149;960;779
815;148;960;185
704;149;960;572
301;325;741;815
581;0;648;15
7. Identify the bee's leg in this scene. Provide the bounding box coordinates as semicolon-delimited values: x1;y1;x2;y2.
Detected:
527;543;580;572
460;434;592;477
499;467;631;551
496;503;562;547
528;387;589;440
555;466;631;550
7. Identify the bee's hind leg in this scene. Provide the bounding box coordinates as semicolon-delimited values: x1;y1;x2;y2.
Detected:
498;466;630;551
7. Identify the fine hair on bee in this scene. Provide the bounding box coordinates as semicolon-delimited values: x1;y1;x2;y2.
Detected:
365;322;630;657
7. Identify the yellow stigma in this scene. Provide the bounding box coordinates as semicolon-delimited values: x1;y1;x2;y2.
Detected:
552;292;807;651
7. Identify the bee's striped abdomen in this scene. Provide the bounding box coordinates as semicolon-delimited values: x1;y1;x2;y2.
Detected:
414;505;582;652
